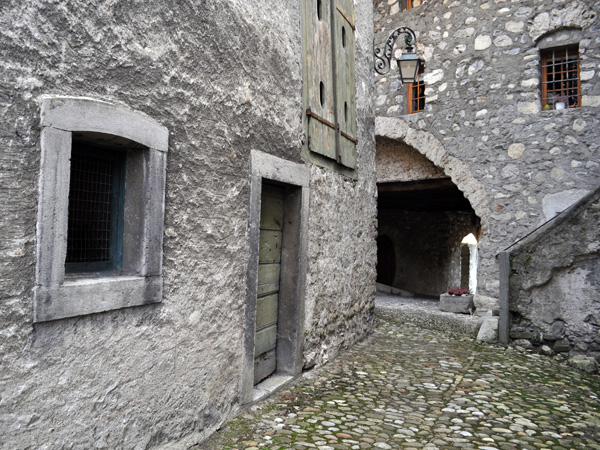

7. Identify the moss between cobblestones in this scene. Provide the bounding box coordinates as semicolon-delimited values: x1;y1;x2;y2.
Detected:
198;318;600;450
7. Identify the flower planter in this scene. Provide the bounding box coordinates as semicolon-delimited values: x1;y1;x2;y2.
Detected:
439;293;474;314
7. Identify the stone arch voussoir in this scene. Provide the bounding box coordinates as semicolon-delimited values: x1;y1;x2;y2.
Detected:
529;1;597;43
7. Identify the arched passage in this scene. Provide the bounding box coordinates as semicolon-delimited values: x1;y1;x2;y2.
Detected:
376;117;488;218
375;118;486;298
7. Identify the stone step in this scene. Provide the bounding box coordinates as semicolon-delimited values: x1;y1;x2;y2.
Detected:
375;294;485;338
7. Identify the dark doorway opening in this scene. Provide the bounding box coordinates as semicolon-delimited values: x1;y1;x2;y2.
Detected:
377;235;396;286
377;177;480;297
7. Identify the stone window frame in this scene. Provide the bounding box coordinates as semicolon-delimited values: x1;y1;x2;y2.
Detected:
34;96;168;323
241;150;310;405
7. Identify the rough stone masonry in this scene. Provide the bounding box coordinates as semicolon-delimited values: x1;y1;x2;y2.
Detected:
374;0;600;308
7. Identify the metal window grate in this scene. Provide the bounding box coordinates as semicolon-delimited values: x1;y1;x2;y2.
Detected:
66;150;115;264
408;66;425;114
541;47;581;109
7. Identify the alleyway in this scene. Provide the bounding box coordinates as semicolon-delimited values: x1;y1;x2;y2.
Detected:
199;313;600;450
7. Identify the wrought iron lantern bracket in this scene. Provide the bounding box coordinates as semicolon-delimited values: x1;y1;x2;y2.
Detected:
374;26;418;76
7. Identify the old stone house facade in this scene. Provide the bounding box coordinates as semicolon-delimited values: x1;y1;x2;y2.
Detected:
1;0;599;448
374;0;599;354
0;1;377;448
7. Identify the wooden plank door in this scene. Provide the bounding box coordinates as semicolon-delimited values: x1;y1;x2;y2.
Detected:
254;184;285;385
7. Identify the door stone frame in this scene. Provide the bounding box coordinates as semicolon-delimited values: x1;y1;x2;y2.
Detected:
241;150;310;405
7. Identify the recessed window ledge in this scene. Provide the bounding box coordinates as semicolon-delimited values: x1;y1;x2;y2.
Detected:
34;275;162;323
540;108;576;113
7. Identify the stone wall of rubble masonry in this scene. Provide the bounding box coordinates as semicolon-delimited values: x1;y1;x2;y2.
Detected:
374;0;600;307
509;187;600;359
379;209;478;297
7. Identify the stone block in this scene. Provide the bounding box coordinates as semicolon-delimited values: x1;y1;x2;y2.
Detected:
544;320;565;341
477;317;499;343
568;356;598;374
589;352;600;363
554;338;571;353
512;339;533;349
542;190;589;221
439;294;474;314
376;283;392;294
510;327;532;340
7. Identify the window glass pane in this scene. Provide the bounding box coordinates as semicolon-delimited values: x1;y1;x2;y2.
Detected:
408;66;425;114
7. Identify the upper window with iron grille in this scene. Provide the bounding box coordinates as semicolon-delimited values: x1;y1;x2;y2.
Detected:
541;46;581;110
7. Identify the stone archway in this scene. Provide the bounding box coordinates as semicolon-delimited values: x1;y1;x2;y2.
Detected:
376;117;488;224
375;117;487;300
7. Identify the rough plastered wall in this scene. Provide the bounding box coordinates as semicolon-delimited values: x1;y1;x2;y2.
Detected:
302;1;377;370
379;210;477;296
509;188;600;359
0;0;376;449
376;136;446;182
373;0;600;306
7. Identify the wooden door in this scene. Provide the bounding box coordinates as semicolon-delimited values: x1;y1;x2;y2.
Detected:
254;184;285;384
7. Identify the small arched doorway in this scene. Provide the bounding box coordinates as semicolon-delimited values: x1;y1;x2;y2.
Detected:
460;233;478;294
376;235;396;286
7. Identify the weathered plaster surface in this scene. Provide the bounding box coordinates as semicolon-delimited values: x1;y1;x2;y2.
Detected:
374;0;600;303
301;0;378;370
376;136;445;183
509;188;600;358
0;0;376;448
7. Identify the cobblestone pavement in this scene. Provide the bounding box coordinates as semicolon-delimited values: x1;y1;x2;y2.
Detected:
199;318;600;450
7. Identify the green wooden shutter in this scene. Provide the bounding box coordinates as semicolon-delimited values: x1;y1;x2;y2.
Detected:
302;0;336;160
333;0;357;169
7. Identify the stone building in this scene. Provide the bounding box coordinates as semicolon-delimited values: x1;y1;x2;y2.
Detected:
0;1;377;448
374;0;599;352
1;0;600;447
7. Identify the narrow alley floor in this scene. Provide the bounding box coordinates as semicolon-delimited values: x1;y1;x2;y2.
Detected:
199;316;600;450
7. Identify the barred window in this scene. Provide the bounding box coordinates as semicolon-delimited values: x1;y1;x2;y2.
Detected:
65;145;125;272
407;0;423;9
34;96;168;323
408;66;425;114
541;47;581;109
